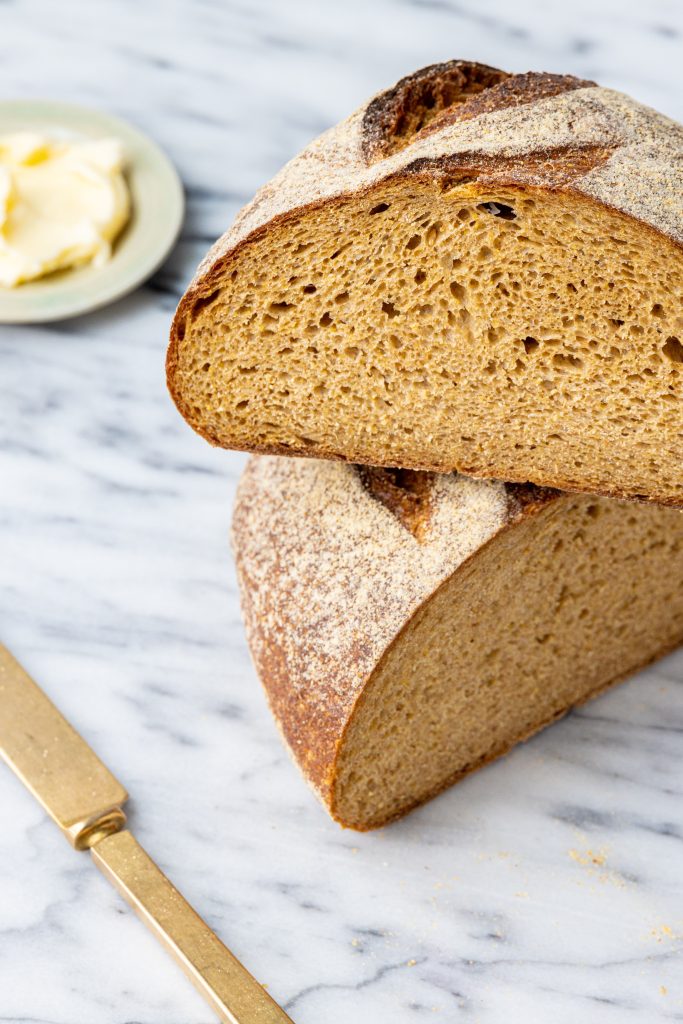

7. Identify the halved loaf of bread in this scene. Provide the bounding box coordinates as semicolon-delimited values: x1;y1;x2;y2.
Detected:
169;61;683;507
233;455;683;829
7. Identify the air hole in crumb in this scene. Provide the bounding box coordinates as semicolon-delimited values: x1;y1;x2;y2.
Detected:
652;303;665;318
320;312;333;327
450;282;466;301
523;337;539;355
370;202;390;214
192;289;221;316
663;336;683;363
553;352;583;370
235;399;249;410
406;234;422;250
303;284;317;294
268;301;294;314
415;269;427;284
586;503;600;518
382;301;398;318
477;201;516;220
335;291;350;304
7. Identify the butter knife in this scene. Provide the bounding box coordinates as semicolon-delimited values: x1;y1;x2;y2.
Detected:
0;643;294;1024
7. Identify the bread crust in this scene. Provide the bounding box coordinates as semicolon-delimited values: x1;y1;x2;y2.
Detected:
232;456;683;829
168;61;683;506
231;455;560;821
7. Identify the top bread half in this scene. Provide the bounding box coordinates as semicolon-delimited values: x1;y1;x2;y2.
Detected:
168;61;683;507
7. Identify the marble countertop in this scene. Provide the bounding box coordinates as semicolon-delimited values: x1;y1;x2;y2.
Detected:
2;1;683;1021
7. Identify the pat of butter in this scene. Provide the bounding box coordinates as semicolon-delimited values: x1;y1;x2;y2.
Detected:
0;132;130;287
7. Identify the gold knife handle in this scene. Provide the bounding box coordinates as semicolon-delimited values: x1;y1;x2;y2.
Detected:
0;644;128;848
91;830;294;1024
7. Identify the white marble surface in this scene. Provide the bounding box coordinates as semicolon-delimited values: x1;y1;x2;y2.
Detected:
1;1;683;1021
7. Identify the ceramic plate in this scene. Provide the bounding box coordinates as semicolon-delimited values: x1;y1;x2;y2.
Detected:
0;100;184;323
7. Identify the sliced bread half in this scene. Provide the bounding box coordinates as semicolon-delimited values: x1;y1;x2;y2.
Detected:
169;61;683;507
233;455;683;829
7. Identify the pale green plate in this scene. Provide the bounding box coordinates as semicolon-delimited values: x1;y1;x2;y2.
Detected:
0;100;184;324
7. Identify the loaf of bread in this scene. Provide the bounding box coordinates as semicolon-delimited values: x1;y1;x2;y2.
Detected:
169;60;683;507
233;455;683;829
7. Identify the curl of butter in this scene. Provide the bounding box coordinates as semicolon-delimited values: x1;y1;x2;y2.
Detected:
0;133;130;288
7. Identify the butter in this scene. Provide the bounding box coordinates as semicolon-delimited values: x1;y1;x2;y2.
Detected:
0;133;130;287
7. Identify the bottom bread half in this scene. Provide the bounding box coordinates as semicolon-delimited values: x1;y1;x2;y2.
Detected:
232;456;683;829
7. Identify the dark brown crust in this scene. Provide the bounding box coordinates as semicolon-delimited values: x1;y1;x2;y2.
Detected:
361;60;509;161
357;466;437;540
357;468;560;541
414;143;616;189
504;480;562;517
416;71;595;139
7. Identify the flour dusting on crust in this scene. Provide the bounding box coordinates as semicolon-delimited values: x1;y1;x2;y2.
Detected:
232;456;555;797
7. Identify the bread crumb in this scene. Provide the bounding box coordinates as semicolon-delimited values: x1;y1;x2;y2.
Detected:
660;986;668;996
569;846;608;866
650;924;678;943
407;959;417;967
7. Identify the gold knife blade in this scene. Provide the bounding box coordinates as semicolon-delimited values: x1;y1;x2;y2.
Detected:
0;644;294;1024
